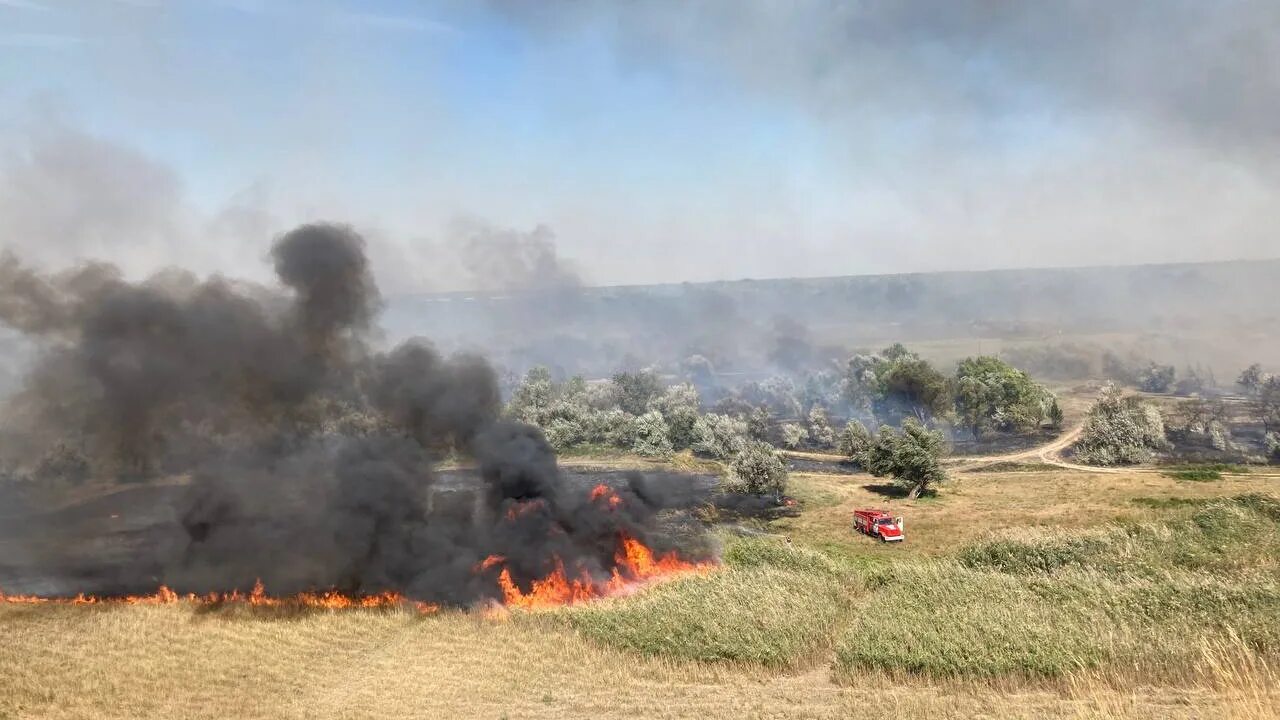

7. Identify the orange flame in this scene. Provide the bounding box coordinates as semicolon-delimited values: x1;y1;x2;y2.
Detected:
504;499;546;521
588;483;624;509
482;532;714;609
0;583;439;613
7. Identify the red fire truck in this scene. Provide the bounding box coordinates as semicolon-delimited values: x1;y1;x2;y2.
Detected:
853;509;904;542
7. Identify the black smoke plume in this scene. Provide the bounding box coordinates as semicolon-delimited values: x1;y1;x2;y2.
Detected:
0;224;711;603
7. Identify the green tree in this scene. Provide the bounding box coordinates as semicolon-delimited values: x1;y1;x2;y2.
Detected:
507;367;555;424
747;406;771;441
780;422;806;449
1073;384;1169;466
610;370;663;415
631;410;673;458
842;345;950;425
1046;398;1064;430
691;413;748;460
725;440;788;498
806;406;835;448
647;382;701;449
952;356;1053;440
863;419;946;499
837;419;872;466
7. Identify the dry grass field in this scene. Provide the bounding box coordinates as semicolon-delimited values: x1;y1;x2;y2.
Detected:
3;460;1278;719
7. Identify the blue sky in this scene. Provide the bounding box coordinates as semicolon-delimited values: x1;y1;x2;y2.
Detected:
1;1;1277;290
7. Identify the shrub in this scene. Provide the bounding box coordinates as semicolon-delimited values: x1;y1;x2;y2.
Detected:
1207;419;1233;451
1073;384;1168;466
725;440;787;497
630;410;673;458
691;413;748;460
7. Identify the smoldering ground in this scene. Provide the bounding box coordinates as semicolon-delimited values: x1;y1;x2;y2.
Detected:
0;224;714;603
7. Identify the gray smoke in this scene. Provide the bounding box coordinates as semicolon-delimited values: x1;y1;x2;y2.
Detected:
0;224;708;603
458;221;581;292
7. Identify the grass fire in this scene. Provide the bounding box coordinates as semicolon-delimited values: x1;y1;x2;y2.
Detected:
0;227;718;612
3;3;1280;717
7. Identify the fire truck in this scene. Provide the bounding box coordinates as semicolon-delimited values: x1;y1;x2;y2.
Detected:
853;509;904;542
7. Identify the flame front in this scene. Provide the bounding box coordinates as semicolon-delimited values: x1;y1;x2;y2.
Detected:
2;484;713;613
0;581;439;613
479;483;713;609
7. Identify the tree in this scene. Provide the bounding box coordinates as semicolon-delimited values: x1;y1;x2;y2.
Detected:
543;417;585;451
1137;362;1176;393
1238;364;1266;395
875;353;951;424
610;370;663;416
1046;398;1064;430
1256;376;1280;434
507;367;555;424
691;413;748;460
738;376;802;418
1165;397;1229;444
837;419;872;465
1174;365;1211;396
1073;384;1169;466
842;345;950;426
806;406;835;448
647;382;701;449
583;408;636;447
863;419;946;499
952;356;1053;440
631;410;673;458
1266;432;1280;461
780;422;806;449
799;370;842;414
725;440;787;498
747;406;771;441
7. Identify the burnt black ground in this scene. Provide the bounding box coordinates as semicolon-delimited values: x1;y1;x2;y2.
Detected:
0;469;719;597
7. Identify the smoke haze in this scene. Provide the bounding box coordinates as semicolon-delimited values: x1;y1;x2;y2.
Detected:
0;1;1276;287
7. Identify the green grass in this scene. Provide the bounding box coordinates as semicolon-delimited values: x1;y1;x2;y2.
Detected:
1161;463;1253;482
833;562;1280;680
958;495;1280;576
1130;496;1211;510
826;495;1279;680
1164;468;1223;481
962;461;1060;473
555;537;855;668
562;493;1280;683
